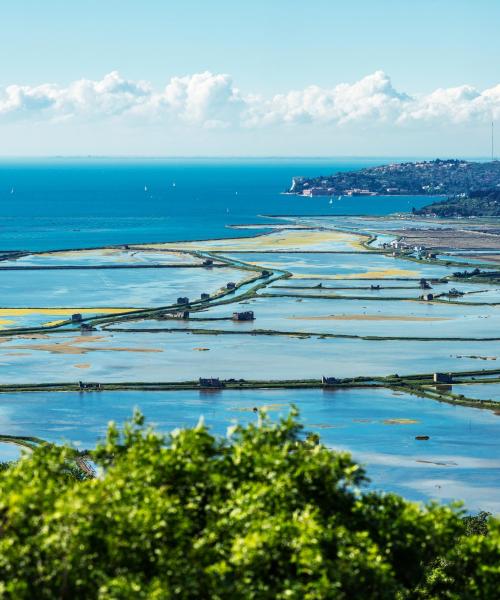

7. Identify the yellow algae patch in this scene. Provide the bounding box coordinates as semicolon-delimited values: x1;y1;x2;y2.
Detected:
43;319;66;327
383;418;420;425
35;247;194;264
341;268;416;279
37;248;120;260
288;314;450;322
290;268;417;279
0;308;135;317
348;239;368;251
140;228;367;253
0;308;136;328
124;249;201;262
290;274;333;280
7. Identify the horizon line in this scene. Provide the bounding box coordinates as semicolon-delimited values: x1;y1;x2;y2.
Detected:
0;155;495;161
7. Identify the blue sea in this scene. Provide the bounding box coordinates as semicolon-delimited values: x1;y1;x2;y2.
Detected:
1;158;499;511
0;158;431;251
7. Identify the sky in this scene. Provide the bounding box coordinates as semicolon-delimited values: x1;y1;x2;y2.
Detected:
1;0;500;157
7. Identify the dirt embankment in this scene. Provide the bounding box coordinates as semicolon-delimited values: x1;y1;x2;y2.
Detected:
393;228;500;251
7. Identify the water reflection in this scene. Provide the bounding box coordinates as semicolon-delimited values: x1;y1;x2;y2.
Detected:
0;387;498;512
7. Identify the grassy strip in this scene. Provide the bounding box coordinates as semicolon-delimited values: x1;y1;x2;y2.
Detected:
209;250;380;254
0;434;46;449
260;291;500;305
101;325;500;342
361;235;380;251
452;378;500;384
271;284;421;290
0;434;94;476
388;383;500;410
260;292;423;302
431;298;500;306
97;256;292;328
0;252;285;335
0;369;497;409
0;264;224;271
395;253;498;270
448;275;500;286
98;275;280;328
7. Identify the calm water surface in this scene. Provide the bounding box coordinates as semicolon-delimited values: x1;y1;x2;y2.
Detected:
0;158;498;512
0;331;498;383
0;158;431;251
0;387;498;512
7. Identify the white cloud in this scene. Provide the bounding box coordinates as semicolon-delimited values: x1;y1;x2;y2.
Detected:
64;71;151;117
400;84;500;123
0;83;60;116
0;71;151;121
1;70;499;129
155;71;244;126
244;71;410;127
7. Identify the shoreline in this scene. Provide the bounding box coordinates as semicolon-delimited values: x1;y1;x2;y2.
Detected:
0;367;497;410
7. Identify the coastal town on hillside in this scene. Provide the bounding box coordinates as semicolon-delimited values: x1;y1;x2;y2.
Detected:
290;159;500;198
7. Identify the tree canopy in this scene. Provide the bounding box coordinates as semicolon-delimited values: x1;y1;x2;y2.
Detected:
0;409;498;599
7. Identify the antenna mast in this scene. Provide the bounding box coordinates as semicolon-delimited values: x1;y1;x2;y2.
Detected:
492;120;495;162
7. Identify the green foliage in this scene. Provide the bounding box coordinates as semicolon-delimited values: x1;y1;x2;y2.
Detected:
417;190;500;218
462;511;492;537
0;409;498;598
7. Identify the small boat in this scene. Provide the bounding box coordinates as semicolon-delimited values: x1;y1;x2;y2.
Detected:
329;198;333;205
144;185;148;192
172;182;176;187
10;187;14;194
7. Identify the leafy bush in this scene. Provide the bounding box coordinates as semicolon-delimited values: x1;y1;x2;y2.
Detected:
0;409;498;598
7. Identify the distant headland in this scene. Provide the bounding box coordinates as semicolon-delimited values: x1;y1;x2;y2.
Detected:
288;159;500;217
288;159;500;197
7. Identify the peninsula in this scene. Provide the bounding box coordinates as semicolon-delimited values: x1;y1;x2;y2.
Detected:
288;159;500;197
